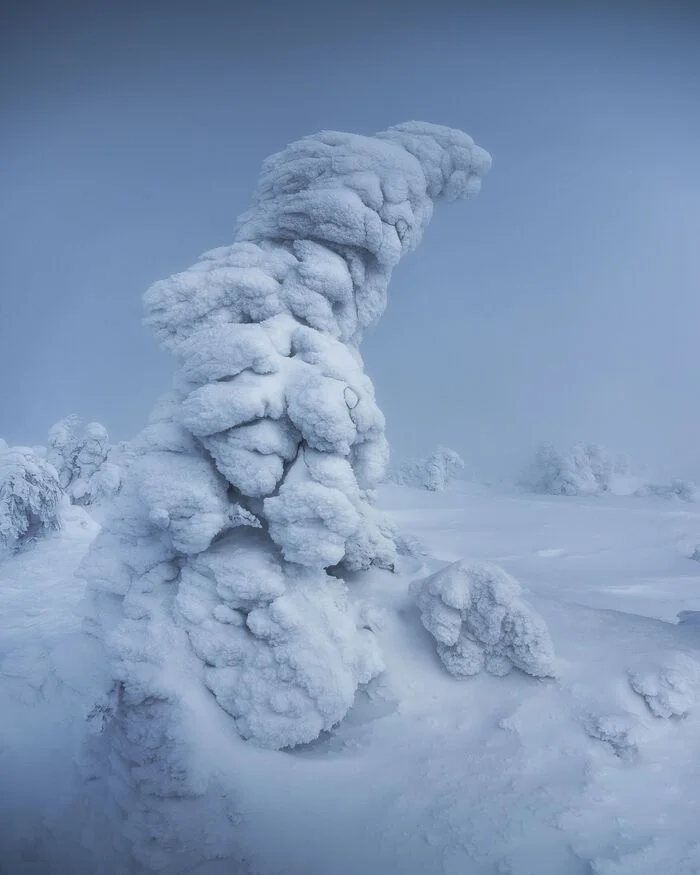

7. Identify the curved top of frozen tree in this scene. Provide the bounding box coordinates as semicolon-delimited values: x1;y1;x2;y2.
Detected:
144;122;491;350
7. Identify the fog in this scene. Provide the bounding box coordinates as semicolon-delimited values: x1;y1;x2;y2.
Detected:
2;0;699;480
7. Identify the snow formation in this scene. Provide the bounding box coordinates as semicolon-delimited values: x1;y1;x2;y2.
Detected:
389;445;464;491
628;653;700;719
415;559;556;678
637;479;697;502
78;118;490;834
528;441;698;504
47;415;122;506
0;445;63;555
528;441;615;496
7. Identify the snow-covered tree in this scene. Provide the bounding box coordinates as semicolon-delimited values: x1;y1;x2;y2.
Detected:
47;416;122;506
0;445;63;555
389;445;464;491
528;442;698;503
637;479;697;502
527;441;614;497
78;120;490;868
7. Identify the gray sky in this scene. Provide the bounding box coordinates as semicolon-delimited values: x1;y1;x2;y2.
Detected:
2;0;699;478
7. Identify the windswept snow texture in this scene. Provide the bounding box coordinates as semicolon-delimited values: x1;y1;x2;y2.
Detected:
5;482;700;874
73;122;490;870
415;559;556;678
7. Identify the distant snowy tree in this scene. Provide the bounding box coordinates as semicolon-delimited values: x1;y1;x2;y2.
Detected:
0;445;63;555
78;121;490;868
47;416;122;506
527;441;614;496
47;414;82;489
423;446;464;490
413;560;555;679
636;479;697;502
527;443;698;503
389;445;464;491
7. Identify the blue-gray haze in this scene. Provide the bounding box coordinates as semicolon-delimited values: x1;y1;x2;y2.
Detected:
2;0;699;479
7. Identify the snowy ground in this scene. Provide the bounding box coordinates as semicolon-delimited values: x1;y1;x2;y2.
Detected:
2;484;700;874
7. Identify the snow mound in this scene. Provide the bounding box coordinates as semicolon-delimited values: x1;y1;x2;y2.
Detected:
628;652;700;718
636;479;697;502
414;560;556;678
584;712;645;760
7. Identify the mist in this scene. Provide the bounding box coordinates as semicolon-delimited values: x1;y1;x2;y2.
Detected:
2;0;699;481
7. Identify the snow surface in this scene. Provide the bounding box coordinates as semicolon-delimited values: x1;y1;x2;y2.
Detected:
2;481;700;873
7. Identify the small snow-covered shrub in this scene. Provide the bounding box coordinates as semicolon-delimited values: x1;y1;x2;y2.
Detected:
628;653;700;719
389;446;464;491
527;442;614;497
47;416;122;505
527;443;697;503
414;559;556;678
636;479;697;502
0;446;63;554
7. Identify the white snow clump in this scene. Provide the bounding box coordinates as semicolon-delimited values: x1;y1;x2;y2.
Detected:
414;559;556;679
628;653;700;719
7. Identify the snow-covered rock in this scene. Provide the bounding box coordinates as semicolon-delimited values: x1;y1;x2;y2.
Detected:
414;559;556;678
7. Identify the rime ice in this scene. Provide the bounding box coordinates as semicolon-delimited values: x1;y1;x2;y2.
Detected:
415;560;556;679
81;121;490;771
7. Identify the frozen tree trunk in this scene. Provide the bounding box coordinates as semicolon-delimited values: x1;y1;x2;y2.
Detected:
78;122;490;869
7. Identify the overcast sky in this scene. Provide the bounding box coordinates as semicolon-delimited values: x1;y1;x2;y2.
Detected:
2;0;699;478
